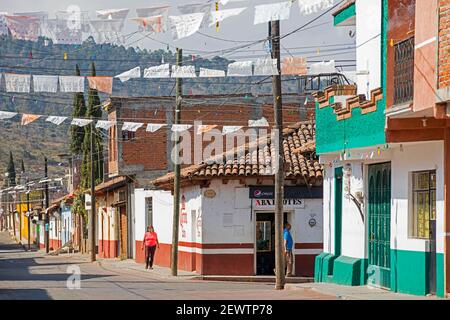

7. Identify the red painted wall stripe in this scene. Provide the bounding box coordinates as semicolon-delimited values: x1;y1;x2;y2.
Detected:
294;242;323;249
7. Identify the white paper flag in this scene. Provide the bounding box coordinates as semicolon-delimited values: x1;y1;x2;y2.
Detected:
199;67;226;78
96;120;116;130
33;75;58;93
0;13;9;36
169;13;205;40
227;61;253;77
5;73;31;93
115;67;141;82
45;116;67;126
71;118;92;127
144;64;170;78
146;123;165;133
220;0;248;5
308;60;336;75
88;19;125;45
59;76;85;93
222;126;243;135
41;19;83;45
254;58;279;76
249;117;269;127
122;122;143;132
171;65;196;78
209;7;246;27
171;124;193;132
96;8;130;20
254;1;292;25
299;0;334;15
0;111;18;120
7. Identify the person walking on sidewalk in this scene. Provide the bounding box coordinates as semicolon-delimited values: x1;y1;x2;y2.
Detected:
284;223;294;277
141;226;159;270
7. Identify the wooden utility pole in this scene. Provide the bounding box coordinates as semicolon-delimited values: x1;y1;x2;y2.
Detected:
44;157;50;254
271;20;285;290
171;48;182;276
89;120;96;262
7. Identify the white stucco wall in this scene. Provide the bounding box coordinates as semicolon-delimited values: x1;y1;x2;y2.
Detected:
356;0;382;97
134;189;174;244
391;141;444;254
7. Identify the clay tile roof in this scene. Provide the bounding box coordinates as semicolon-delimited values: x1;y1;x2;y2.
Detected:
152;121;322;188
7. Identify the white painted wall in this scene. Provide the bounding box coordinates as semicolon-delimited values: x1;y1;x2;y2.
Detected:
134;189;174;244
341;162;366;259
356;0;382;97
201;180;252;246
391;141;444;254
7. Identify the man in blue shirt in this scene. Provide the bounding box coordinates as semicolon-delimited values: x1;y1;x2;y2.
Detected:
284;223;294;277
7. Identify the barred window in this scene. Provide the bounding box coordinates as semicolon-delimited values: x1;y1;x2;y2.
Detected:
411;171;436;239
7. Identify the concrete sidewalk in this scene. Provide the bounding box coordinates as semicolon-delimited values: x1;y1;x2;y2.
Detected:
286;282;444;300
96;257;198;281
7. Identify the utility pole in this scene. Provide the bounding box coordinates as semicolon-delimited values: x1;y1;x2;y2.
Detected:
271;20;286;290
44;157;50;254
171;47;182;276
89;119;96;262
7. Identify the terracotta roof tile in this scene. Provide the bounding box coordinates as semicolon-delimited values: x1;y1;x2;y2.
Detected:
153;121;322;188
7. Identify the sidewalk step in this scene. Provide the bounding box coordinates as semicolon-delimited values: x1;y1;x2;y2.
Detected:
192;275;314;283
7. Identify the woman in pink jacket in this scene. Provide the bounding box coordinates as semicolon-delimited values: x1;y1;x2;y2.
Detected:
141;226;160;270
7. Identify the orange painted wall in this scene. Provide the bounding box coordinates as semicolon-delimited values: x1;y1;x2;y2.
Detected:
413;0;438;112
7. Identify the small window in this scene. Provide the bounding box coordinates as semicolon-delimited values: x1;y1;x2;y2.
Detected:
411;170;436;239
145;197;153;228
122;131;135;141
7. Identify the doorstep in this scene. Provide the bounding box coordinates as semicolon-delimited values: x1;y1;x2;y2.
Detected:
192;275;313;283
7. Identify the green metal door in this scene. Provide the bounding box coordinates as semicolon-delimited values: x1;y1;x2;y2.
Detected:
334;167;343;256
368;162;391;289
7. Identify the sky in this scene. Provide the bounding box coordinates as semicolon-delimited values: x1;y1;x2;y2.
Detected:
1;0;355;69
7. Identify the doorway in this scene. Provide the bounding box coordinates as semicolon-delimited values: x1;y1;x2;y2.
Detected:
368;162;391;289
118;205;127;260
255;212;290;275
334;167;343;256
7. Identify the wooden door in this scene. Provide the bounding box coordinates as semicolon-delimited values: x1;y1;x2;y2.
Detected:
119;206;127;260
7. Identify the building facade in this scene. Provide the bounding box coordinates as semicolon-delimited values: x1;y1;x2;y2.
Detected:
144;122;324;276
314;0;449;297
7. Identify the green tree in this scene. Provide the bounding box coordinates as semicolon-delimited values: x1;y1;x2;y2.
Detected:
5;151;16;187
70;64;87;155
81;62;104;189
17;159;25;185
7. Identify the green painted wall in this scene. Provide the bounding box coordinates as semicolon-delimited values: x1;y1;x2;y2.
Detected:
333;2;356;26
316;0;388;155
437;253;445;298
316;99;386;154
391;249;445;296
332;256;367;286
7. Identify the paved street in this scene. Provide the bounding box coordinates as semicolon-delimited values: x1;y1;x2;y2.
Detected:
0;232;333;300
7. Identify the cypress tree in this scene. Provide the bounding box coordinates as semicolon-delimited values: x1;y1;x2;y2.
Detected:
5;151;16;187
70;64;87;155
81;62;104;189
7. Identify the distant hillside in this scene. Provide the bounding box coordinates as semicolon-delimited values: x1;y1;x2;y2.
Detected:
0;35;300;180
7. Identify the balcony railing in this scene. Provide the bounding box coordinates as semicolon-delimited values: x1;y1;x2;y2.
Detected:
394;37;415;105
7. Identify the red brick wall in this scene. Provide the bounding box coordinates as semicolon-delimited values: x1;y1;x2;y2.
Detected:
439;0;450;89
108;99;308;173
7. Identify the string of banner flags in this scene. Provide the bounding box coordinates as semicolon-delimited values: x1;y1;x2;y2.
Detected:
0;109;273;134
0;59;336;94
0;0;335;45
